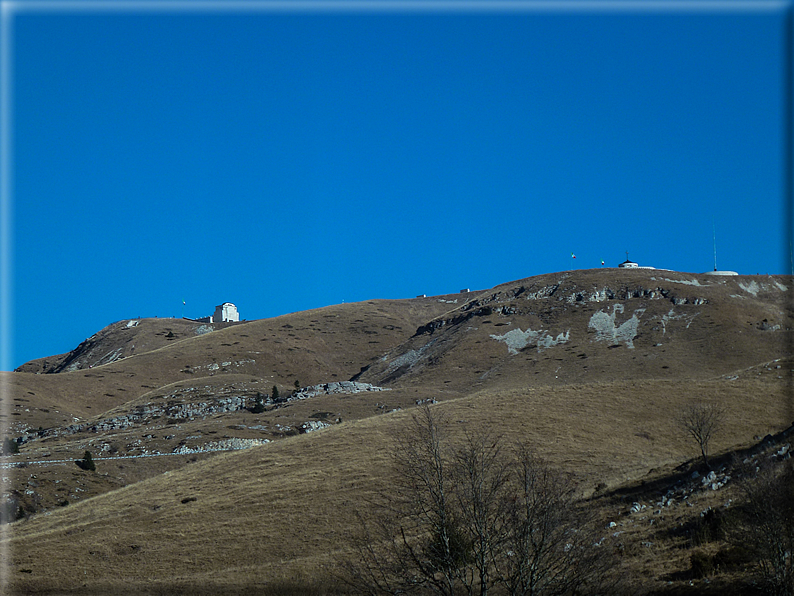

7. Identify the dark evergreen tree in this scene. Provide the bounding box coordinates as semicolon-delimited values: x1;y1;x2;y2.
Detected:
252;392;266;414
2;437;19;455
76;450;96;471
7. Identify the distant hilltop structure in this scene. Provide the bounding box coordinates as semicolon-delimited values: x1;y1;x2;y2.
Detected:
612;251;737;275
704;269;738;276
192;302;240;324
703;223;737;274
214;302;240;322
617;252;655;270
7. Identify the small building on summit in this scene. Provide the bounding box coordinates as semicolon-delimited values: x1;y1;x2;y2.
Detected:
617;252;655;269
214;302;239;323
192;302;240;324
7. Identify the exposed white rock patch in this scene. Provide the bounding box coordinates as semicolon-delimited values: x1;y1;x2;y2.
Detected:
739;281;760;296
387;341;435;371
194;325;213;335
299;420;331;433
172;437;269;454
125;320;139;328
490;327;570;355
662;278;704;286
660;308;699;334
587;289;613;302
774;281;788;291
588;304;643;349
524;285;559;300
566;288;618;304
195;358;255;372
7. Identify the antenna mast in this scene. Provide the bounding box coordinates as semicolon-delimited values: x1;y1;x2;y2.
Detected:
713;222;717;271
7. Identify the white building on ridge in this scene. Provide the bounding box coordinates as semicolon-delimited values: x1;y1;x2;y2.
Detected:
192;302;240;324
214;302;239;323
617;252;655;269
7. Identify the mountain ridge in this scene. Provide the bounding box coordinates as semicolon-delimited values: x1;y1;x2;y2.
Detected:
3;268;792;595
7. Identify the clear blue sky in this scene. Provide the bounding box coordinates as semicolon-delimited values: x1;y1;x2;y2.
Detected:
3;1;791;370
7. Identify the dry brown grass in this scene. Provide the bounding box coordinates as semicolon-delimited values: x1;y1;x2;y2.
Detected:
5;374;789;594
2;270;792;594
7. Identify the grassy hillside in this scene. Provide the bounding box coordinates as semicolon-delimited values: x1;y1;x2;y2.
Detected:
2;270;792;595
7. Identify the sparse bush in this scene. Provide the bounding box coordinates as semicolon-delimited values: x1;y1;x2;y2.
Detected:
272;385;280;402
690;550;714;578
690;544;758;580
692;507;732;546
713;545;753;573
735;461;794;595
678;402;724;468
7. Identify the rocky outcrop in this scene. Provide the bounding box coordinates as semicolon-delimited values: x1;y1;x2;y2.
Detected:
414;283;708;339
172;437;268;454
286;381;389;402
16;395;250;444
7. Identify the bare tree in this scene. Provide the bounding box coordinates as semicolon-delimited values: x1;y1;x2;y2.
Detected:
678;402;724;468
391;406;468;596
342;406;462;596
494;444;614;596
343;406;618;596
452;430;512;596
737;460;794;596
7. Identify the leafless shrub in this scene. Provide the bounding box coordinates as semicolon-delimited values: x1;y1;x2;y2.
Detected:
339;407;458;595
496;444;613;596
736;460;794;596
452;429;512;595
678;402;724;468
342;406;619;596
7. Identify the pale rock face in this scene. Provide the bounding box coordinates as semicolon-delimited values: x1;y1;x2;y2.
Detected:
738;281;760;296
659;308;699;334
386;341;436;371
588;304;643;349
490;327;570;355
662;278;704;286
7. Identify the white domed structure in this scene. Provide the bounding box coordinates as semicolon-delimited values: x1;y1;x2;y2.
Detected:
704;270;738;276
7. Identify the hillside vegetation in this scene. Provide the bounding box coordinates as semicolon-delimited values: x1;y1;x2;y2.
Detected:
1;269;792;595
